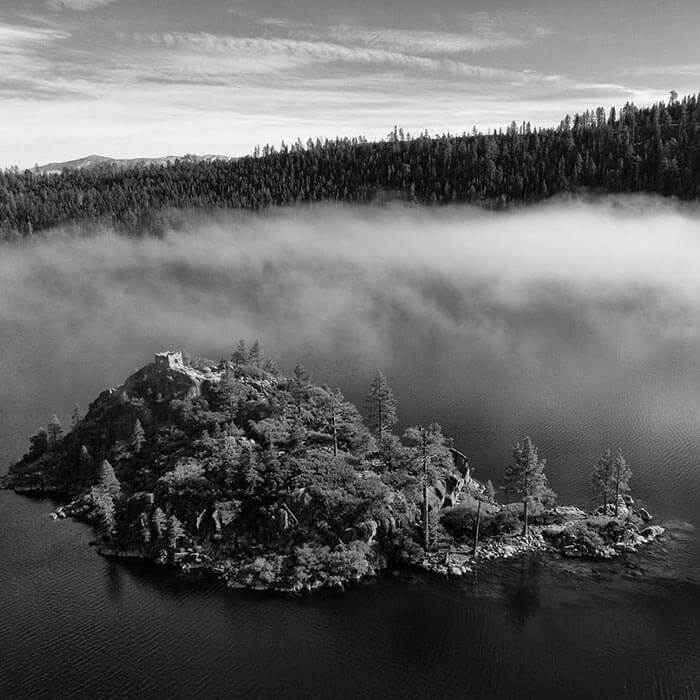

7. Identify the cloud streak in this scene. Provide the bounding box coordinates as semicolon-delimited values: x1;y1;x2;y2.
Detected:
47;0;119;10
624;64;700;78
0;21;69;47
132;32;547;83
260;20;532;55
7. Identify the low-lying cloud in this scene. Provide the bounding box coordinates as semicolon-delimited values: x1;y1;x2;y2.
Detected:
3;197;700;501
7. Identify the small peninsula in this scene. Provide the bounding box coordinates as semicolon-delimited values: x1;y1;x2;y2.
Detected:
4;346;664;592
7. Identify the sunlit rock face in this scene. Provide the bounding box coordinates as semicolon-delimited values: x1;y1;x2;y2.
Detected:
125;351;220;403
85;352;224;432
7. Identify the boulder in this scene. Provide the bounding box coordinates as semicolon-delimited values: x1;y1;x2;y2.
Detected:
442;473;466;507
450;553;471;566
357;520;378;543
641;525;665;540
637;508;652;523
542;524;566;538
555;505;588;521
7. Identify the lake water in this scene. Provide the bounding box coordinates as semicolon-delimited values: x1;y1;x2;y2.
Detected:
1;492;698;698
2;200;700;697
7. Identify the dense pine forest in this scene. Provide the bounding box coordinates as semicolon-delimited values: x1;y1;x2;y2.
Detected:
2;92;699;241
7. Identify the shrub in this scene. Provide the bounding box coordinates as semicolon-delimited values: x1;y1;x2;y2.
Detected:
239;553;289;587
385;529;423;564
441;506;476;538
561;522;607;554
292;541;372;589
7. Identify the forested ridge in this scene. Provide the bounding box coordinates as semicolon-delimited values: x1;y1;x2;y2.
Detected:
2;92;699;240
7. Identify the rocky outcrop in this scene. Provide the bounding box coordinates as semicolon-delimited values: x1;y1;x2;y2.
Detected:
419;533;551;577
541;505;661;559
638;508;652;523
641;525;665;539
49;492;97;522
85;352;226;429
554;505;588;521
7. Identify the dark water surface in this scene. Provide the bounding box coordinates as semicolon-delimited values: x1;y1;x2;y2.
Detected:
2;202;700;697
1;492;698;699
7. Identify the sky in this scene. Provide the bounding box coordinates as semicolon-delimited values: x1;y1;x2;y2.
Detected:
1;0;698;168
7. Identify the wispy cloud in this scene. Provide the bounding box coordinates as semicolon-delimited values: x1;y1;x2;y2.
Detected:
0;22;69;46
47;0;119;10
0;22;78;98
132;32;552;84
323;26;526;54
255;9;551;54
623;64;700;78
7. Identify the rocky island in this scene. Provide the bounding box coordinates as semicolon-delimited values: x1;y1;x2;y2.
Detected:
3;346;664;592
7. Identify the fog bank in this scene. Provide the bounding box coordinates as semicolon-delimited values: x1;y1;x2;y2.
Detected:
3;197;700;503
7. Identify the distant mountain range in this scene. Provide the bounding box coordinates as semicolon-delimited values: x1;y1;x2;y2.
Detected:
35;153;234;174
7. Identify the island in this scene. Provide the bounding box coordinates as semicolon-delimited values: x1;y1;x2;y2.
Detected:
3;345;665;592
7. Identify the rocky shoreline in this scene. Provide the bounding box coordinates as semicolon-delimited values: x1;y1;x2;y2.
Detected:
418;521;666;579
36;486;666;592
3;468;667;593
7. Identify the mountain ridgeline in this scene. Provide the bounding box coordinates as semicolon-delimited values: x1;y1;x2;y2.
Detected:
2;93;700;240
7;345;662;591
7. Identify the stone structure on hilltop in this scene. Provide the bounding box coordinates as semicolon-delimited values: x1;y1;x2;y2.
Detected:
154;351;185;370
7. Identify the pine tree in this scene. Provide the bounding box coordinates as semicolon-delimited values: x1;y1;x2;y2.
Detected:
485;479;496;501
241;445;262;497
404;423;450;550
27;428;48;460
70;404;83;429
231;339;247;364
312;385;355;456
327;389;370;454
291;363;311;418
262;357;279;374
151;507;167;541
365;371;397;440
289;417;308;453
98;459;121;499
592;448;614;513
166;514;184;549
90;486;116;536
504;436;555;538
140;515;151;544
329;393;339;457
611;449;632;516
131;419;145;453
47;414;63;450
249;339;263;367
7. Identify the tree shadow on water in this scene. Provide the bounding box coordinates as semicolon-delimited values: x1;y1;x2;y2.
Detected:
105;560;124;603
500;557;542;629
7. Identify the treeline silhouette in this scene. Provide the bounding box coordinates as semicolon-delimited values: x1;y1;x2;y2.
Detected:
2;93;699;240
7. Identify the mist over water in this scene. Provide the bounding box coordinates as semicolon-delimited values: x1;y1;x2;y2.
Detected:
2;197;700;698
2;197;700;524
